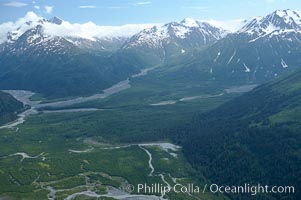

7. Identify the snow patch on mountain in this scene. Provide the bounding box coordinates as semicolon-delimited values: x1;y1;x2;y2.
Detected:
244;63;251;72
281;59;288;68
227;50;236;65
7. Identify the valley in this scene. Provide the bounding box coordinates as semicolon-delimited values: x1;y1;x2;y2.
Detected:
1;7;301;200
0;63;241;199
0;67;235;200
0;113;226;200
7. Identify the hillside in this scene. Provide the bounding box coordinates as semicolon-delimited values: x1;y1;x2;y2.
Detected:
0;49;145;98
122;18;226;63
163;9;301;87
3;10;301;99
0;91;24;125
0;14;146;99
176;68;301;199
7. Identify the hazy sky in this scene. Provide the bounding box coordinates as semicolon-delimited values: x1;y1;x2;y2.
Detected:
0;0;300;25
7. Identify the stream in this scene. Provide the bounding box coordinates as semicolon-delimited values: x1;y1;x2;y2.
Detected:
0;152;45;162
139;145;155;176
150;84;258;106
38;142;179;200
65;142;181;200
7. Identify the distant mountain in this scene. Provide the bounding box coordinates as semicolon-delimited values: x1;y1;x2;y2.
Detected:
176;67;301;200
0;91;23;125
0;16;145;98
0;15;229;98
170;9;301;86
238;9;301;38
122;18;227;63
3;25;127;55
1;15;127;54
3;24;77;55
1;10;301;98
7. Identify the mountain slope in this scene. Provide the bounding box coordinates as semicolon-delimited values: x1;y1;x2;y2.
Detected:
0;15;145;98
0;91;24;125
176;68;301;199
0;15;228;98
122;18;227;63
166;9;301;86
1;13;129;52
0;49;145;98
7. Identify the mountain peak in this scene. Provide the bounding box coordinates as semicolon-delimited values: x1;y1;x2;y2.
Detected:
181;18;199;27
267;9;301;27
274;9;300;18
49;16;63;25
238;9;301;37
123;18;226;55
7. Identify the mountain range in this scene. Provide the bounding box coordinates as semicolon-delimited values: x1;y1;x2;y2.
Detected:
0;15;145;98
0;9;301;98
122;18;227;62
162;9;301;87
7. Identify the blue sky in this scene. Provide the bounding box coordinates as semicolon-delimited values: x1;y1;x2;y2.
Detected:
0;0;300;25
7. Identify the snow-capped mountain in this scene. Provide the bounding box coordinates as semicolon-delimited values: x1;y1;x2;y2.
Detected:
0;13;130;55
122;18;227;61
4;24;77;55
238;9;301;42
176;9;301;85
0;13;147;98
1;9;301;98
125;18;226;48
